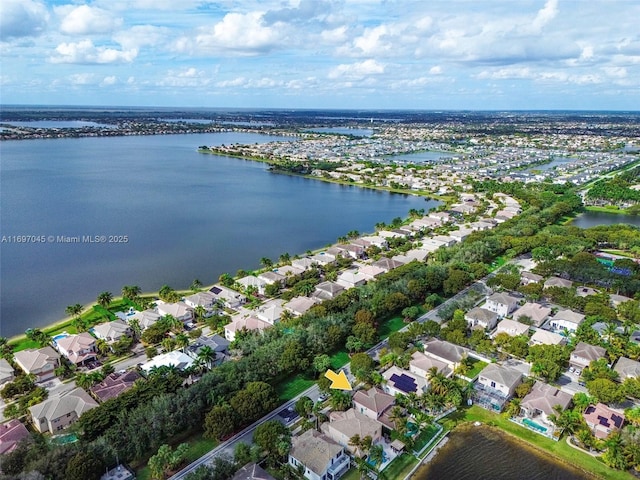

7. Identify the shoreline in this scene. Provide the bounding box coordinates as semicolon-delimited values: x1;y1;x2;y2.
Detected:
410;422;603;480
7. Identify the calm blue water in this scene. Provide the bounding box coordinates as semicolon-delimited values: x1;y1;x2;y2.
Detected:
524;156;575;172
0;133;436;336
390;151;459;163
572;210;640;228
2;120;113;128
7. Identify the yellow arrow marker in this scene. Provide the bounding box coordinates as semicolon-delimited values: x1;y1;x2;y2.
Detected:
324;369;352;391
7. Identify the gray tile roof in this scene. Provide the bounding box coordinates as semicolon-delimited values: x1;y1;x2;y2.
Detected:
290;429;343;477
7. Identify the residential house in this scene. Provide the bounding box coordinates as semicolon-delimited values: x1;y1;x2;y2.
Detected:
512;303;551;327
289;429;350;480
496;319;530;337
258;271;286;286
184;291;218;312
130;308;162;330
0;419;30;455
55;332;97;366
336;270;367;289
548;309;585;334
359;236;389;249
100;465;136;480
576;286;599;297
583;403;625;440
484;292;519;318
225;315;271;341
431;235;456;248
185;334;230;367
372;257;403;273
321;408;382;455
465;307;499;330
352;387;395;429
613;357;640;381
448;228;473;243
403;249;429;262
377;230;405;239
275;265;305;277
474;363;523;412
312;282;345;301
232;462;277;480
90;371;141;402
237;276;267;296
520;271;543;285
91;319;133;343
255;299;285;325
544;277;573;289
291;257;318;272
358;265;386;281
14;347;60;382
29;387;98;433
529;328;566;347
309;252;336;266
423;339;466;371
210;285;247;309
519;381;572;437
610;294;633;307
382;366;428;397
428;211;451;223
140;350;195;373
284;296;319;317
342;244;365;259
156;301;194;323
0;358;15;385
569;342;607;375
409;351;452;379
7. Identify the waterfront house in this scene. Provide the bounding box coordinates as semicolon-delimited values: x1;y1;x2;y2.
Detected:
130;308;162;330
465;307;499;330
291;257;319;271
184;291;218;312
548;309;585;334
140;350;195;373
289;429;350;480
520;271;543;285
276;265;305;277
258;271;286;286
512;303;551;327
0;419;30;454
29;387;98;433
583;403;625;440
309;252;336;266
359;235;389;249
210;285;247;309
496;319;530;337
321;408;382;455
55;332;97;366
156;300;194;323
544;277;573;289
529;328;566;347
312;281;345;301
613;357;640;381
519;381;572;437
14;346;60;382
474;363;523;412
569;342;607;375
284;296;319;316
0;358;15;385
92;319;133;343
409;351;452;379
423;339;466;371
428;211;451;223
237;276;268;296
382;366;428;397
232;462;276;480
90;371;141;402
484;292;519;318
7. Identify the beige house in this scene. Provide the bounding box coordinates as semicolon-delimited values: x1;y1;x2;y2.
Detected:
512;303;551;327
495;319;530;337
583;403;625;440
0;358;15;385
55;332;97;366
14;346;60;381
613;357;640;381
423;339;466;371
321;409;382;455
529;329;566;347
519;381;572;437
465;307;498;330
569;342;606;375
92;319;133;343
352;387;395;428
29;387;98;433
289;429;350;480
409;351;452;379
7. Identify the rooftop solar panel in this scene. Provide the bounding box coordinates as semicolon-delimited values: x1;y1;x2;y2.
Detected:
211;287;222;294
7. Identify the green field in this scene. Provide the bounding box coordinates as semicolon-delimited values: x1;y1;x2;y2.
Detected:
378;316;406;339
379;453;418;480
412;424;441;453
275;373;315;401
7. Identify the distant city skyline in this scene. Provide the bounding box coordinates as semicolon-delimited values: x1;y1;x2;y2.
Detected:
2;0;639;110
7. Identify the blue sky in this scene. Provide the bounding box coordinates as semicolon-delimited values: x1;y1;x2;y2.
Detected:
1;0;639;110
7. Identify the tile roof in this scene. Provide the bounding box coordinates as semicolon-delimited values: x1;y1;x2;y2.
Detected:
290;429;343;477
521;381;572;416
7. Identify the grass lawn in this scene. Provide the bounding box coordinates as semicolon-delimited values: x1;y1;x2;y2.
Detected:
465;358;488;379
442;406;634;480
489;256;507;272
329;350;350;370
136;431;218;480
275;373;315;401
378;316;405;339
379;453;418;480
412;424;441;452
340;467;360;480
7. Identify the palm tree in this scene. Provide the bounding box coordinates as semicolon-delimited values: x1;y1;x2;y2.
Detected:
348;434;362;456
427;367;449;396
388;406;405;431
197;345;216;369
128;318;142;339
122;285;142;300
279;252;291;265
175;333;189;351
164;315;183;333
75;373;94;390
96;339;110;356
65;303;83;319
368;444;384;470
505;398;522;418
190;279;203;292
260;257;273;269
161;337;176;353
97;291;113;308
193;305;207;322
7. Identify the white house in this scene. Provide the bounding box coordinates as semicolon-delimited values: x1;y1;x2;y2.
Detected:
140;350;195;373
289;429;350;480
484;293;518;318
495;319;530;337
465;307;499;330
336;270;367;289
548;309;585;333
237;276;267;296
477;363;523;398
156;301;194;323
210;285;247;309
91;319;133;343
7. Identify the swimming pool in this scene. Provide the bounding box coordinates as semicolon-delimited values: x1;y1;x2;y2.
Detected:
52;332;70;342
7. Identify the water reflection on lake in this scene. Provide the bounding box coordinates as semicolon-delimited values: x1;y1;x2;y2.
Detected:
572;210;640;228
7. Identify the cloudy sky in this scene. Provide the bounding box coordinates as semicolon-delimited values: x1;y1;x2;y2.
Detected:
2;0;639;110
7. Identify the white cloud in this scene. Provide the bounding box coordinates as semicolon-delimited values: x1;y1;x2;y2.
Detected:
101;75;117;86
0;0;48;40
113;25;171;50
68;73;96;85
429;66;442;75
328;59;385;79
158;68;211;87
532;0;559;32
50;39;137;64
57;5;122;35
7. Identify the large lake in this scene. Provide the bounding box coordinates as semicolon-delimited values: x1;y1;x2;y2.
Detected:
572;210;640;228
0;133;436;337
415;426;594;480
